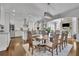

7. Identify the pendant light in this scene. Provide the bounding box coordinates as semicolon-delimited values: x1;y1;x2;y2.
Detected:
44;3;53;19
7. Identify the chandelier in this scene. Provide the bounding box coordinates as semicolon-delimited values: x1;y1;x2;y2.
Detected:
44;3;53;19
23;18;28;27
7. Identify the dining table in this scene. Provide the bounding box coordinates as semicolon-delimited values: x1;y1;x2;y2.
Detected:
32;34;48;42
32;34;49;52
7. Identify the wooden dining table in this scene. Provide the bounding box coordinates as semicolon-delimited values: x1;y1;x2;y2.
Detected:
32;34;49;52
32;34;48;39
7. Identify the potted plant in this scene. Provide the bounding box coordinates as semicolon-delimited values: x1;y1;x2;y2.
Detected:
46;27;51;35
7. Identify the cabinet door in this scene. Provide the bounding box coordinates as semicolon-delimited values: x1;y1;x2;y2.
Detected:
0;34;9;51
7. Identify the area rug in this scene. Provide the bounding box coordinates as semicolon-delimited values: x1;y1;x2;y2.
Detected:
32;44;73;56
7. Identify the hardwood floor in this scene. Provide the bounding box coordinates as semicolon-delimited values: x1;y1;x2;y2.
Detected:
68;38;76;56
0;37;26;56
0;50;9;56
0;37;78;56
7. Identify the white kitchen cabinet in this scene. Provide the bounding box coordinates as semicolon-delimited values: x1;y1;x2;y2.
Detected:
0;32;10;51
15;30;27;41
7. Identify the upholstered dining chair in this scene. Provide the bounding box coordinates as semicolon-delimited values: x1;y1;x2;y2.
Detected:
58;31;68;52
58;32;65;52
46;33;59;56
27;31;39;55
63;31;68;47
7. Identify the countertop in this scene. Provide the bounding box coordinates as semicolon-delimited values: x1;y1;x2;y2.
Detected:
0;32;9;34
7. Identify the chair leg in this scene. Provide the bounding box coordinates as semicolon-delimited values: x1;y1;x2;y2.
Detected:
64;41;67;47
42;40;43;44
29;46;30;51
56;46;58;55
66;41;67;46
44;46;46;53
52;48;53;56
32;48;33;55
62;43;63;50
49;49;50;51
59;45;61;52
64;42;65;47
65;42;66;47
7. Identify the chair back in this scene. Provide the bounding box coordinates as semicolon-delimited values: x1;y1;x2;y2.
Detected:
60;32;65;43
27;31;33;48
64;31;68;41
53;34;59;46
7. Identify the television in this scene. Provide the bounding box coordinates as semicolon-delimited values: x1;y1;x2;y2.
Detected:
62;23;70;27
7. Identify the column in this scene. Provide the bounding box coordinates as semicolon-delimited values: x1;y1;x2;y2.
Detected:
75;17;79;56
72;17;78;35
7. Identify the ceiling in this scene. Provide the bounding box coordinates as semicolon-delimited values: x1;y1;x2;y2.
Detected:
0;3;79;22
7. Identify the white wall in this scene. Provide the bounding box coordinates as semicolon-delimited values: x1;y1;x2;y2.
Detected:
14;19;24;30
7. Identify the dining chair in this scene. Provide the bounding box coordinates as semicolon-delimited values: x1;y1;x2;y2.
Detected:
58;32;65;52
27;31;39;55
46;33;59;56
22;43;31;56
58;31;68;52
63;31;68;47
49;32;54;42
